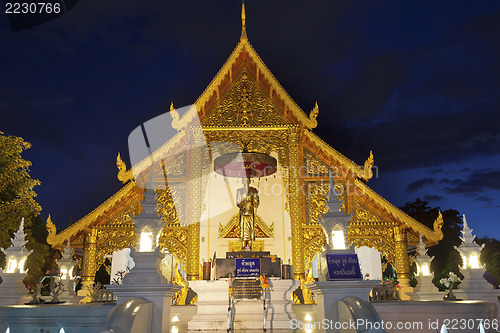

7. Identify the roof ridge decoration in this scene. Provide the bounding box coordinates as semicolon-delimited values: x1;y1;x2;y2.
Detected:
117;152;133;183
240;1;247;42
168;2;319;131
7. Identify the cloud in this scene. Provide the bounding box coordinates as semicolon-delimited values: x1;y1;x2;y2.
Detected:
440;169;500;195
430;168;444;174
424;194;444;202
474;196;491;202
407;177;436;192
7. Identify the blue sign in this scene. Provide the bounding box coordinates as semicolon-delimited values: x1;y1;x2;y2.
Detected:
326;254;362;280
235;258;261;277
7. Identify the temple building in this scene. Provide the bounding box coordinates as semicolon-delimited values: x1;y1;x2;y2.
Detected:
45;3;443;301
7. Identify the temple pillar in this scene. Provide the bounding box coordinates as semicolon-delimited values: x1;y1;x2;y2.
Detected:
394;226;412;300
79;227;98;295
186;126;203;281
186;223;200;280
288;126;305;279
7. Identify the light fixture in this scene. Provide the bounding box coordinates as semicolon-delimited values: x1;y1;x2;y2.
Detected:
469;253;480;269
60;267;69;279
331;226;346;250
172;315;179;322
18;257;26;273
139;229;153;252
6;258;17;273
455;215;485;270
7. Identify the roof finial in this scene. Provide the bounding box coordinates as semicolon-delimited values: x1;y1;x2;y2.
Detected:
240;0;247;41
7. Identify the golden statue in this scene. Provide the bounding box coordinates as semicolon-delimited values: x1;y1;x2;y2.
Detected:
172;267;189;305
236;183;260;250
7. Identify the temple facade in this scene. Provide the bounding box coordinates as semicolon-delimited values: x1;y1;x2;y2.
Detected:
45;4;443;298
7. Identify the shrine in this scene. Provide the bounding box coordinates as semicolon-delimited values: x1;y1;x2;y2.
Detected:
41;2;447;330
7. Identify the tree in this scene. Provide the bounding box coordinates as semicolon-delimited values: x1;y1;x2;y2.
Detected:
476;237;500;283
400;198;463;288
0;132;42;268
23;215;57;288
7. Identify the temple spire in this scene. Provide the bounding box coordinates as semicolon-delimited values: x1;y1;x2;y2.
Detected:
240;1;247;41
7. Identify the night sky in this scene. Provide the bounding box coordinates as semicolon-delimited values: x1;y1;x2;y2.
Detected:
1;1;499;239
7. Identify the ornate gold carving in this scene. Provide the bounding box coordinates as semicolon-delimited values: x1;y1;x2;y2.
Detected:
82;227;98;283
349;201;396;263
240;1;247;42
348;226;395;265
172;264;194;305
394;226;410;280
305;101;319;130
46;214;57;245
433;210;444;240
358;151;374;181
159;226;188;271
117;153;133;183
156;185;184;226
302;225;326;267
219;213;273;238
203;69;288;127
169;102;181;131
306;182;330;225
186;222;200;280
228;240;264;252
304;149;329;176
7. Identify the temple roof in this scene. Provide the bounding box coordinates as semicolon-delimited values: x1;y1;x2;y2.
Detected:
47;8;443;252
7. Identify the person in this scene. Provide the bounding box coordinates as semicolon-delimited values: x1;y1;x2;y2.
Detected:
236;182;259;250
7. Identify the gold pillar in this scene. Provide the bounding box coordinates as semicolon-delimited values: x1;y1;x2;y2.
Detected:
186;126;203;281
79;227;97;296
186;222;200;281
394;225;412;299
289;127;305;279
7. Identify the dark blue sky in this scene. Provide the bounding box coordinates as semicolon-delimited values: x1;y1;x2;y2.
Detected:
1;1;499;238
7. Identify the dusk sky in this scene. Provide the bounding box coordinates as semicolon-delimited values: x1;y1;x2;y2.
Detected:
1;1;499;239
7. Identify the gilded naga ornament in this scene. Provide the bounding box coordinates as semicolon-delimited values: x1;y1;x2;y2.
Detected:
116;152;133;183
169;102;181;130
46;214;57;245
359;150;374;181
433;211;444;233
305;101;319;130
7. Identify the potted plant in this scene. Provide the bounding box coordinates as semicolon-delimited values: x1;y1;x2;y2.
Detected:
440;271;461;301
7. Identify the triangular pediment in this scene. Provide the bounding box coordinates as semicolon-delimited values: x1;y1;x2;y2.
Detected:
202;67;289;127
195;40;317;129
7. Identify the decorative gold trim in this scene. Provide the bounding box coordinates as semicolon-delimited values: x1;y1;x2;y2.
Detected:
228;240;264;252
219;213;273;238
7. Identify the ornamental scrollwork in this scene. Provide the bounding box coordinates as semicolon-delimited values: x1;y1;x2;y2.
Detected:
348;226;395;265
159;226;188;271
306;182;330;225
353;201;383;225
202;69;288;127
304;150;329;176
302;225;326;267
219;213;273;238
156;185;184;226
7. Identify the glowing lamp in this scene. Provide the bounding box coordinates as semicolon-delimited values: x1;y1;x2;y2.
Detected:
139;230;154;252
18;257;26;273
331;226;346;250
468;253;480;269
60;267;69;279
414;234;434;277
455;215;485;270
6;258;17;273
